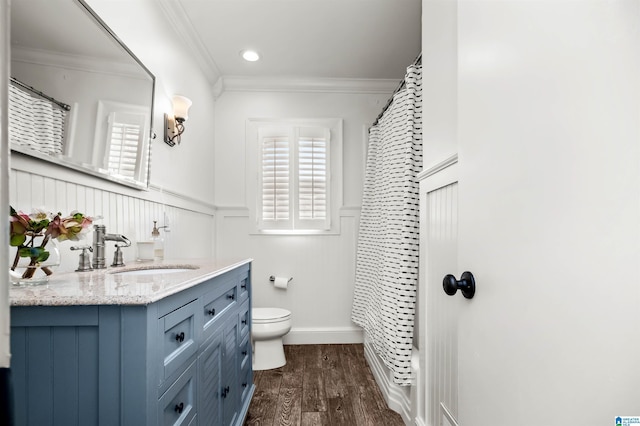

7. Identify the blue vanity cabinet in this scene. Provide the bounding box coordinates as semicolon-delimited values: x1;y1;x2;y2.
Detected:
10;262;254;426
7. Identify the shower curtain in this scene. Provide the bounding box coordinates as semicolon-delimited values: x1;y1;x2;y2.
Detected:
9;83;66;155
351;63;422;386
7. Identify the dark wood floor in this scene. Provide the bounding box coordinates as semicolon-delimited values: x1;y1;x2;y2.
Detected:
244;344;405;426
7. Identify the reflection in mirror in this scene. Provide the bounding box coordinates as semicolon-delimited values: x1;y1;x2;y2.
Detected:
9;0;155;189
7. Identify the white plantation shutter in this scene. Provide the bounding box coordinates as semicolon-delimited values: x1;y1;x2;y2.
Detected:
261;136;291;227
296;130;329;229
259;126;330;230
106;111;145;179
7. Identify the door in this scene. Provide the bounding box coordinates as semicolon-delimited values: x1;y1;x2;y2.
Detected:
450;1;640;425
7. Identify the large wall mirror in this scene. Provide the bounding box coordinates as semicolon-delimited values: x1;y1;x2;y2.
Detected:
9;0;155;189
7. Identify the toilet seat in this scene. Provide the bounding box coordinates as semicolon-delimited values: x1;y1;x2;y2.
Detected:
253;307;291;324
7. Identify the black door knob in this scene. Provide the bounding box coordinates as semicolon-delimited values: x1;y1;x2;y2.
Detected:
443;271;476;299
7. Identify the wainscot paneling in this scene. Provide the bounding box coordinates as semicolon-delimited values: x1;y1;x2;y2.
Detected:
10;155;215;273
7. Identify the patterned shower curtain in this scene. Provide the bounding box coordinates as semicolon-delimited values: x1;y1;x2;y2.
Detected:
351;63;422;386
9;84;67;155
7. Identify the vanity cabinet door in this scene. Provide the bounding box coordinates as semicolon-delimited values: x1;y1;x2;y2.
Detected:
222;317;239;426
198;334;223;426
198;316;240;426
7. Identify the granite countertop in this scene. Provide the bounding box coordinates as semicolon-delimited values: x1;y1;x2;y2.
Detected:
10;258;252;307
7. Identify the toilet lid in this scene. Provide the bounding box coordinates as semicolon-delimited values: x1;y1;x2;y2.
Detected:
252;307;291;322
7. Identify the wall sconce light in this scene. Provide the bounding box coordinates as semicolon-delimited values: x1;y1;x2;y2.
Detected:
164;95;192;147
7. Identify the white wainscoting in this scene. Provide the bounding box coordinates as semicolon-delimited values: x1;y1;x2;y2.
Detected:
283;326;363;345
10;155;215;273
363;337;414;425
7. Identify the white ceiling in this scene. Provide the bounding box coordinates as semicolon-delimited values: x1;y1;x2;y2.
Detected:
159;0;422;85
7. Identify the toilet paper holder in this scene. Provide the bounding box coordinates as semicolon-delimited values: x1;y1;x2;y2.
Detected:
269;275;292;283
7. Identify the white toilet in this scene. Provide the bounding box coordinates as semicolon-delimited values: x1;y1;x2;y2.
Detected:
251;307;292;370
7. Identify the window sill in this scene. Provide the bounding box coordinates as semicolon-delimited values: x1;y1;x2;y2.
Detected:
250;229;341;236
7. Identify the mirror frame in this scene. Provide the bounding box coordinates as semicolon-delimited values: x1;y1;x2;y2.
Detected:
10;0;156;190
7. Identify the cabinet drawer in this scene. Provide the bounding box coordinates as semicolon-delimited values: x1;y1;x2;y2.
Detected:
238;300;250;340
238;268;250;301
159;360;197;426
202;285;237;342
160;300;198;382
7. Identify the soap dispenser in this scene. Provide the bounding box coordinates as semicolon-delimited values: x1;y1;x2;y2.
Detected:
151;221;164;260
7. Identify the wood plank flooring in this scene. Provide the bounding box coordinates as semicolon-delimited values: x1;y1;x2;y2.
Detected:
244;344;405;426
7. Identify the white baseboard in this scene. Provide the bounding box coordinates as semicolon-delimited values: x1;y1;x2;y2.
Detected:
363;341;412;425
282;326;364;345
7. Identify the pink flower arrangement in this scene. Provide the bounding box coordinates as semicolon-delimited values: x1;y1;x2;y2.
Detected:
10;206;93;279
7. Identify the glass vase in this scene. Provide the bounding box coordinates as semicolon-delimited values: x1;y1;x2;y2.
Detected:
10;237;60;286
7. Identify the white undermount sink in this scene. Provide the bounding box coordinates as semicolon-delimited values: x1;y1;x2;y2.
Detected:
111;265;199;276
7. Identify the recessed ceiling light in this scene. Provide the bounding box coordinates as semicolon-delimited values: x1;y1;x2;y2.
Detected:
241;50;260;62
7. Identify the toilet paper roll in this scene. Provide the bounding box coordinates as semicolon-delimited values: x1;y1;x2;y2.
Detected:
273;276;291;290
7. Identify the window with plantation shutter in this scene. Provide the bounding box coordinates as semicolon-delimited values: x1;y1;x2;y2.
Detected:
93;100;151;184
105;111;146;179
248;118;342;235
258;126;331;231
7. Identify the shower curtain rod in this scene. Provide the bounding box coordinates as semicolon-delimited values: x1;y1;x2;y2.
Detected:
10;77;71;111
372;52;422;127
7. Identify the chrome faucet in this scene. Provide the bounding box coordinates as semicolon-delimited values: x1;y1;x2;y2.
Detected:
92;224;131;269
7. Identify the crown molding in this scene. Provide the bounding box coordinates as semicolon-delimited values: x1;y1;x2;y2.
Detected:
219;76;399;95
157;0;222;88
12;46;146;80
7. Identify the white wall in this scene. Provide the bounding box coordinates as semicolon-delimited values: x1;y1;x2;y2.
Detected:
421;0;457;170
86;0;217;203
214;87;392;343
